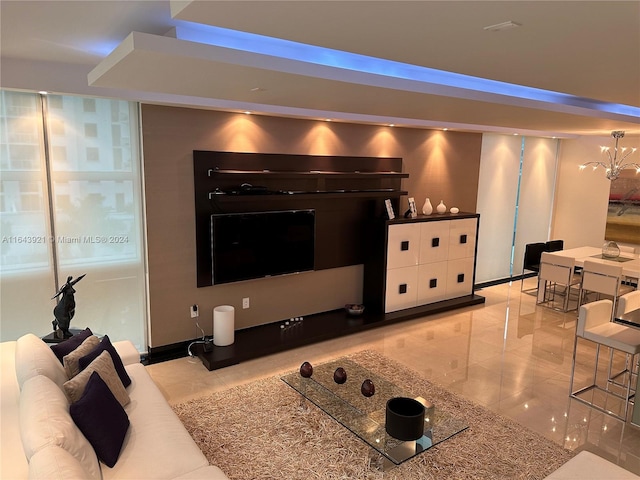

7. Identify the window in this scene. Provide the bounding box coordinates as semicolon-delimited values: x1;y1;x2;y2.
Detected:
86;147;99;162
84;123;98;137
83;98;96;113
0;91;146;351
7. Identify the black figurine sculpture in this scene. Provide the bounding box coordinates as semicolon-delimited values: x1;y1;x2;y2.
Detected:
52;274;85;339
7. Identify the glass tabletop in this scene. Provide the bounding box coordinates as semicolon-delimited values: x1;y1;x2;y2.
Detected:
281;358;467;466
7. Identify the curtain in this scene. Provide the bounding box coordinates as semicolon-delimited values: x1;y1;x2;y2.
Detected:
1;91;147;350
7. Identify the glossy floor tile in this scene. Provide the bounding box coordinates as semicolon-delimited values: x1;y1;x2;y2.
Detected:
147;280;640;475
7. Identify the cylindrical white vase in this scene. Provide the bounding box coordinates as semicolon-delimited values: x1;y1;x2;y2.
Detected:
213;305;235;346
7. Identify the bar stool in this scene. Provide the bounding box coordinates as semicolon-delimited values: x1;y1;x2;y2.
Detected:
578;260;634;320
569;299;640;421
536;252;581;312
617;290;640;379
617;290;640;318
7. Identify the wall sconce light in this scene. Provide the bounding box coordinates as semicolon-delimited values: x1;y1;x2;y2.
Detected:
580;131;639;180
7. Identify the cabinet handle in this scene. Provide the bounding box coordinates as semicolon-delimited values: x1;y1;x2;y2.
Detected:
432;237;440;247
401;241;409;251
457;273;465;283
429;278;437;288
399;284;408;294
460;234;467;244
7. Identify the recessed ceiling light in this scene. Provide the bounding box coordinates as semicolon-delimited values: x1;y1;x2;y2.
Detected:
443;128;448;131
483;20;522;32
38;91;48;95
243;111;252;115
324;118;332;122
388;124;395;127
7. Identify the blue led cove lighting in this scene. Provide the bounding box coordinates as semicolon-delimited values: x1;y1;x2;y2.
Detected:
172;22;640;120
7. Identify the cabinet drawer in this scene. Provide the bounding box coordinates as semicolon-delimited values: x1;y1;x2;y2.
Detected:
417;261;448;304
385;266;418;313
419;221;450;264
387;224;420;269
448;218;477;260
445;258;475;298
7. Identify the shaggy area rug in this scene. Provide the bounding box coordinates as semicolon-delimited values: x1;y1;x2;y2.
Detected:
172;350;574;479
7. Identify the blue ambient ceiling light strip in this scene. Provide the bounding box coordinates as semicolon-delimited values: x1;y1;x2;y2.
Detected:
172;22;639;120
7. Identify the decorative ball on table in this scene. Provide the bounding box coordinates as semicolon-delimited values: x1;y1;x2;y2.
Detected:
333;367;347;384
361;379;375;397
299;361;313;378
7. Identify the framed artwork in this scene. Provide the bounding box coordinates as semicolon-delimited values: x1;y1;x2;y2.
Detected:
605;170;640;244
408;197;417;218
384;199;395;220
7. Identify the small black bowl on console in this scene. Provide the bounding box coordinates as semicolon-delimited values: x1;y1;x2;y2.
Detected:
385;397;425;441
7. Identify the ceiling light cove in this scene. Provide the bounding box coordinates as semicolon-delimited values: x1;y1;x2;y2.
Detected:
161;23;639;123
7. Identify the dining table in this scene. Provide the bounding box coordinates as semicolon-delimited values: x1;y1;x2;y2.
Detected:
552;246;640;287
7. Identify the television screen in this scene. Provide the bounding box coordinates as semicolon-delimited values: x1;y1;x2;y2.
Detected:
211;210;315;284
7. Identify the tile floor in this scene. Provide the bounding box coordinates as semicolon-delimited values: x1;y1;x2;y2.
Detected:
147;279;640;475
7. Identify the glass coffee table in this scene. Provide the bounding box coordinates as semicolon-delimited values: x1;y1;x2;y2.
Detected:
281;358;467;470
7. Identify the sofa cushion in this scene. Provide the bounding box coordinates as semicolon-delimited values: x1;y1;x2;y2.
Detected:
100;363;210;480
79;335;131;387
15;333;68;390
64;351;130;407
70;371;130;468
63;335;99;378
50;328;93;364
19;375;101;480
28;445;91;480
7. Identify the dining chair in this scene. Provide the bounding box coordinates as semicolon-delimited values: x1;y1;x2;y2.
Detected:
569;299;640;422
618;245;638;288
521;242;547;294
579;260;634;319
536;252;581;312
545;239;564;252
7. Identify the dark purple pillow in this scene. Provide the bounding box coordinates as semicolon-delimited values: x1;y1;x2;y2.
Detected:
78;335;131;388
50;328;93;363
70;371;130;468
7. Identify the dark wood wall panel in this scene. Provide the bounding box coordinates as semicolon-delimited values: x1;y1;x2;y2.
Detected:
194;151;406;286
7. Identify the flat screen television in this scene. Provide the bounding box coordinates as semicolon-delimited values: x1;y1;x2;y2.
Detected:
211;209;315;285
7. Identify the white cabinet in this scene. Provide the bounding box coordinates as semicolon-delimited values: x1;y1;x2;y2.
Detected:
387;223;421;268
383;215;478;313
385;265;419;312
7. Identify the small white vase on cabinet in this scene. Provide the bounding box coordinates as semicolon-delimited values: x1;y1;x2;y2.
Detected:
422;198;433;215
436;200;447;214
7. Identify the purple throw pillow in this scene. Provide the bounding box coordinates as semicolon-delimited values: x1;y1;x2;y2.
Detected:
78;335;131;388
70;371;130;468
50;327;93;364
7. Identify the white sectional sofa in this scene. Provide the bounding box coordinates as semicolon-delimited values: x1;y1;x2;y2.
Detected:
0;333;229;480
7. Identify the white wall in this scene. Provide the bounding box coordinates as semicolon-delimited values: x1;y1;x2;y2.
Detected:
552;136;616;249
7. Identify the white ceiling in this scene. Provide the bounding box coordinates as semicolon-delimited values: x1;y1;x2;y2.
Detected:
1;0;639;137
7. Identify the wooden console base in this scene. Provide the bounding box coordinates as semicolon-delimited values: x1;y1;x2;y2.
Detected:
194;294;485;371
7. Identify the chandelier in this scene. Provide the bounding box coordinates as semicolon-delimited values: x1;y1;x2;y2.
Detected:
580;131;639;180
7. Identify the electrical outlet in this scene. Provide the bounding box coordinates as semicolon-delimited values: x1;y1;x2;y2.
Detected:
242;297;250;309
190;304;199;318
